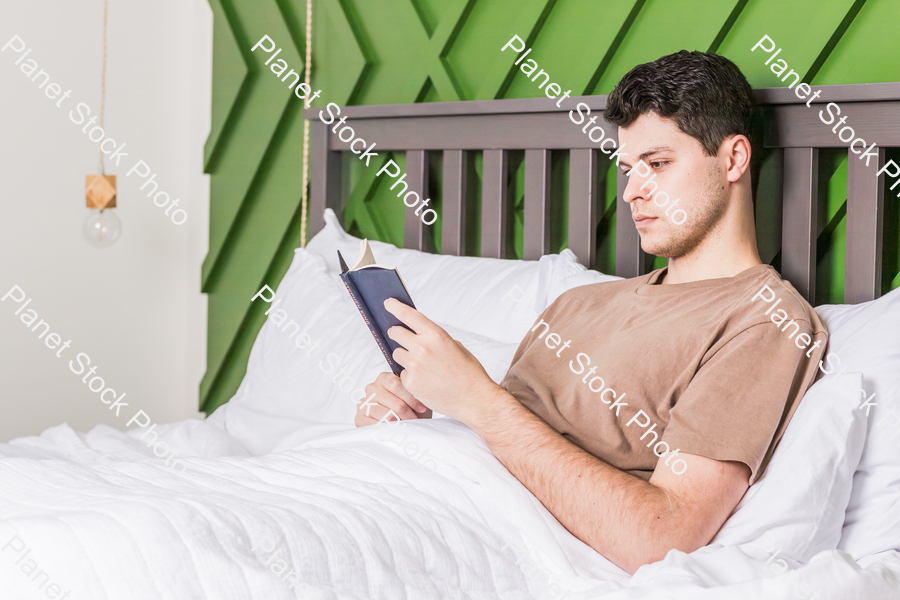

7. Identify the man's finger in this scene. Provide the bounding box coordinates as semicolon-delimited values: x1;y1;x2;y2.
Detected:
355;405;386;427
392;346;410;369
376;372;421;409
387;325;416;351
369;375;425;417
384;298;438;335
373;391;420;421
367;402;401;423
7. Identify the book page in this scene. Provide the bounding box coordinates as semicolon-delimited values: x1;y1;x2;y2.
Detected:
350;239;377;270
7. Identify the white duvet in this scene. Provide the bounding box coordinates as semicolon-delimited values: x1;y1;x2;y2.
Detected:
1;415;898;600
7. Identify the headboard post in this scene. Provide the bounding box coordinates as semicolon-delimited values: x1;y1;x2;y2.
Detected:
523;149;551;260
309;120;342;237
404;150;431;251
781;147;819;303
481;149;509;258
568;149;599;268
442;150;468;256
845;147;886;303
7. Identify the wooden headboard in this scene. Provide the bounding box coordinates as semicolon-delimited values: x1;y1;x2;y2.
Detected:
305;83;900;305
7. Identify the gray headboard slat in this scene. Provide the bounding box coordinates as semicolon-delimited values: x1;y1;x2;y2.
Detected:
403;150;429;252
523;149;551;260
568;149;599;268
782;148;819;302
481;149;508;259
846;147;886;304
441;150;468;256
305;83;899;305
309;120;341;236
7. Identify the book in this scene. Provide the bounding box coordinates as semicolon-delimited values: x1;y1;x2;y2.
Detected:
338;240;416;375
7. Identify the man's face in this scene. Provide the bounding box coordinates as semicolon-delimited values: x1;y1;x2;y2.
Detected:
616;112;728;258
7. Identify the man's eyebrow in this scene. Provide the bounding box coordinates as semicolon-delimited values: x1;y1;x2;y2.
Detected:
637;146;676;162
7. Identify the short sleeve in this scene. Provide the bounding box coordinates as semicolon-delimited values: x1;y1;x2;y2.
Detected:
661;321;826;484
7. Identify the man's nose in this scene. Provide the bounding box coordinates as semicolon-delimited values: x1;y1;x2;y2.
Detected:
623;171;649;204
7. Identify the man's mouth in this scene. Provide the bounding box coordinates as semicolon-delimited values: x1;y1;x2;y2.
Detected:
632;213;657;227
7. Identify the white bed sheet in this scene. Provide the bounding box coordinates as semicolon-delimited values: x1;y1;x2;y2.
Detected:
1;415;898;599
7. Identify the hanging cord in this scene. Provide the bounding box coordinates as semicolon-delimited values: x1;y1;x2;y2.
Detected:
299;0;313;247
98;0;108;176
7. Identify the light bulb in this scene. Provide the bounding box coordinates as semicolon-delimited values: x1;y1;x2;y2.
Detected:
84;208;122;247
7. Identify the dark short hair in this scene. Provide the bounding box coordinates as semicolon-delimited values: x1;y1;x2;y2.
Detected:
605;50;758;158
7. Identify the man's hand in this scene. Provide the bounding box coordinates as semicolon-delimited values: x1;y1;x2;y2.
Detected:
354;372;431;428
383;298;502;425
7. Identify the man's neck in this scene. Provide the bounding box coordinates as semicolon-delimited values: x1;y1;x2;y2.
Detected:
665;253;763;284
663;218;763;284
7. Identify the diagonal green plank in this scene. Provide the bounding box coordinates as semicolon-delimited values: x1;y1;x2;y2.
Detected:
813;0;900;84
412;0;465;37
333;0;376;105
801;0;867;84
504;0;641;99
342;0;471;103
717;0;861;87
589;0;743;94
344;153;403;245
410;0;437;37
204;0;251;172
707;0;750;54
202;0;306;289
428;0;477;102
445;0;560;100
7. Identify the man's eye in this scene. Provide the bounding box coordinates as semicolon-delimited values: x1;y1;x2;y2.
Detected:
650;161;669;169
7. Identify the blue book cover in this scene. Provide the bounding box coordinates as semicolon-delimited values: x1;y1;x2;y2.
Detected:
338;240;416;376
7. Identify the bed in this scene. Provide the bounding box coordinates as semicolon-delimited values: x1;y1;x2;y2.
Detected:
1;86;899;599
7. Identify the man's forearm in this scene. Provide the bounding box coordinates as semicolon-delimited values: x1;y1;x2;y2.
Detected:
471;386;695;574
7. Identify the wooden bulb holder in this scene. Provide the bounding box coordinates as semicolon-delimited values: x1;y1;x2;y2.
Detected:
85;174;117;209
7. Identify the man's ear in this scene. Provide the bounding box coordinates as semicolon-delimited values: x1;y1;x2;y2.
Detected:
721;134;751;183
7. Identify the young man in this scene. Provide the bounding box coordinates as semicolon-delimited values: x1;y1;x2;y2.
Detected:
354;51;827;575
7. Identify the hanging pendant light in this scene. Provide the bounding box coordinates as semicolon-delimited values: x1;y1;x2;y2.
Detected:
84;0;120;248
84;173;120;247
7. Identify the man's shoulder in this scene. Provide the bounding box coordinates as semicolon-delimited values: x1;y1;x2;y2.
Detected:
741;267;828;335
548;272;644;308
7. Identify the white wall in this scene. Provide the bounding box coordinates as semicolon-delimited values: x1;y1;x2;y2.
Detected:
0;0;211;441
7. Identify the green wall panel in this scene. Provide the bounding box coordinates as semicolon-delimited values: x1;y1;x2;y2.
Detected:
204;0;249;171
718;0;860;85
814;0;900;85
446;0;557;100
589;0;743;94
201;0;900;414
503;0;641;99
311;0;367;105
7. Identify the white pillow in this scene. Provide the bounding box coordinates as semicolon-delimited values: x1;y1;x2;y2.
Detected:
714;372;867;561
815;287;900;559
305;209;591;343
208;248;519;455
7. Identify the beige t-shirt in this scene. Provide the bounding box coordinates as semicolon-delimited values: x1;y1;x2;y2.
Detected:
500;264;827;484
